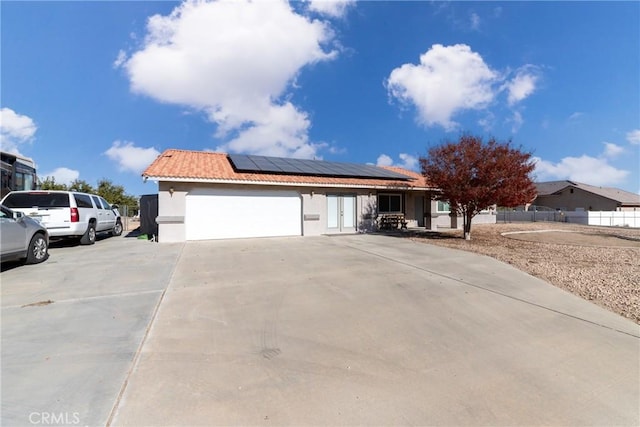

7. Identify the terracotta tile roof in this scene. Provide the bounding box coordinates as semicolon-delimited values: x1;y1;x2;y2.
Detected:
143;149;431;189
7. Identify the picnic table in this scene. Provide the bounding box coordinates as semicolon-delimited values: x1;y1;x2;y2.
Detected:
378;214;408;230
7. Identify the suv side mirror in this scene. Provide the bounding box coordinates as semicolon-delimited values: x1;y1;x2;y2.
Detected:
14;211;24;219
111;204;119;210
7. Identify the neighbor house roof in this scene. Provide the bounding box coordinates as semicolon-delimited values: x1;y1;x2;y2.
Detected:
143;149;432;189
535;180;640;206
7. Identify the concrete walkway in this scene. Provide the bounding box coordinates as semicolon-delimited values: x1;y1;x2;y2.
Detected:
112;234;639;426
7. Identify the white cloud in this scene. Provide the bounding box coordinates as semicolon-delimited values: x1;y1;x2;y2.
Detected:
104;141;161;174
568;111;584;121
215;102;325;158
376;153;418;170
478;112;495;131
113;50;127;69
602;142;624;158
470;12;481;30
533;155;629;186
376;154;393;167
387;45;542;131
123;0;338;159
509;111;524;133
387;44;498;131
626;129;640;145
398;153;419;170
41;167;80;186
0;108;37;153
505;66;539;105
307;0;355;18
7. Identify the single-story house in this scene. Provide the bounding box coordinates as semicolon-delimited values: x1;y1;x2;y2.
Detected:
533;180;640;212
142;149;496;242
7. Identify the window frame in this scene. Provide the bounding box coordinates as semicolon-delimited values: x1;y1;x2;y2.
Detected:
377;193;403;214
436;200;451;213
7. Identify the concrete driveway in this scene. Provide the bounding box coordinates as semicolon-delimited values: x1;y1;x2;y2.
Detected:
111;234;639;426
1;235;183;426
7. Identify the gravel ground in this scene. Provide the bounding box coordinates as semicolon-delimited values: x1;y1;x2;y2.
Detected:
409;222;640;324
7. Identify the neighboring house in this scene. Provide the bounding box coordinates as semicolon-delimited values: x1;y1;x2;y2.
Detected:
142;149;495;242
533;180;640;212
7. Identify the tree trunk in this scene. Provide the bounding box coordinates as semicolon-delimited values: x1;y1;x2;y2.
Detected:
464;211;473;240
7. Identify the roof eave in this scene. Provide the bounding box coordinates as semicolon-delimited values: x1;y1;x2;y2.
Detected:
143;175;434;191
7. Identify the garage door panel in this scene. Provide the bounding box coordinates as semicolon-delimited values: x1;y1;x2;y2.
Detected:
186;189;301;240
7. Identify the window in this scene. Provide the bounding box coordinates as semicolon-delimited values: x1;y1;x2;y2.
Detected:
74;193;93;208
3;192;70;208
437;201;450;212
14;172;24;191
378;194;402;213
91;196;103;209
100;197;112;210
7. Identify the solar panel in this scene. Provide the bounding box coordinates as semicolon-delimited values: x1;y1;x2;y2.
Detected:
228;155;257;171
228;154;412;180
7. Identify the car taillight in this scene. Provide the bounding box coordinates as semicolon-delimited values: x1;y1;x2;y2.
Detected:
70;207;79;222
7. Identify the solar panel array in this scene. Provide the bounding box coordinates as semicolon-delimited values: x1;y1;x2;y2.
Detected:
228;154;412;180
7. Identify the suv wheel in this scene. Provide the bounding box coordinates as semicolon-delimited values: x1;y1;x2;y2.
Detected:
111;220;123;237
80;223;96;245
26;233;49;264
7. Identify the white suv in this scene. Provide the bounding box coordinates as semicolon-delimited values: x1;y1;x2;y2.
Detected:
1;191;123;245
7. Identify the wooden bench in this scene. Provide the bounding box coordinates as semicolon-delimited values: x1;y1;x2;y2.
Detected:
378;214;408;230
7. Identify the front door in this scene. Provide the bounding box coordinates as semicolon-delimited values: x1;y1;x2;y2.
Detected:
327;195;356;232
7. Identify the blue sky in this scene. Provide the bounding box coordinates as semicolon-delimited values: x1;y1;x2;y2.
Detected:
2;0;639;197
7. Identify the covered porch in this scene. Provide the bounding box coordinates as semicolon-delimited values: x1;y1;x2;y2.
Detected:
372;190;496;232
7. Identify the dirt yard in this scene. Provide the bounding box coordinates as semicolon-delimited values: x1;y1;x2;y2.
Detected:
409;222;640;323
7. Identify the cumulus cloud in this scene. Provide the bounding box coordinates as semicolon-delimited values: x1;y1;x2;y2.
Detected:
122;0;338;159
626;129;640;145
376;153;418;170
0;108;37;154
104;141;161;174
505;66;540;106
387;44;498;131
215;102;323;158
533;155;629;187
602;142;624;158
307;0;355;18
387;45;541;132
376;154;393;167
41;167;80;186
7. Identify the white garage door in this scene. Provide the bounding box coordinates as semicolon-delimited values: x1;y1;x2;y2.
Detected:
185;188;302;240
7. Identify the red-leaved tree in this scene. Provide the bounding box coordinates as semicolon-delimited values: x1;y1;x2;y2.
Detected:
421;135;536;240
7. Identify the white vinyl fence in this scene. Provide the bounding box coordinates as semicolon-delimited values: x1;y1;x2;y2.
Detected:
498;210;640;228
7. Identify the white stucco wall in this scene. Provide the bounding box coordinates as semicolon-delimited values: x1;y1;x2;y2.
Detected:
425;200;496;230
300;191;325;236
157;181;436;241
157;182;187;242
